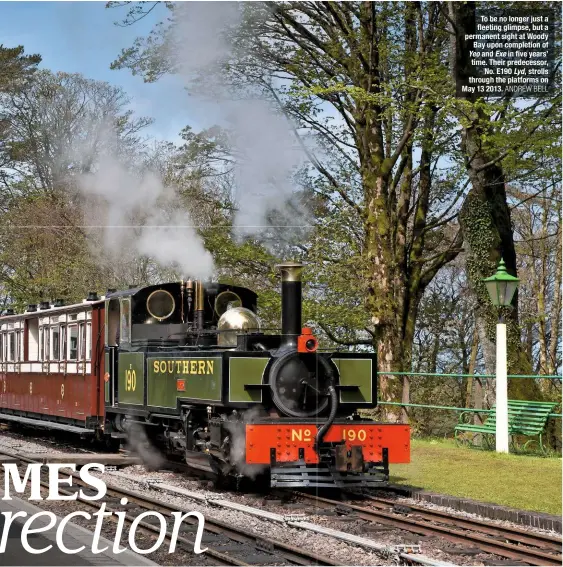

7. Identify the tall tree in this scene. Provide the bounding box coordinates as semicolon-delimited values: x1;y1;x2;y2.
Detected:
0;45;41;196
0;45;40;92
0;71;154;305
447;1;561;374
109;2;465;403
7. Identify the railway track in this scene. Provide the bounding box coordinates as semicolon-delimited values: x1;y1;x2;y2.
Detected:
4;443;560;565
0;448;337;566
363;494;562;551
293;491;562;566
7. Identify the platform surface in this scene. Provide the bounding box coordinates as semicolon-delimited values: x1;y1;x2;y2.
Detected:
0;490;157;566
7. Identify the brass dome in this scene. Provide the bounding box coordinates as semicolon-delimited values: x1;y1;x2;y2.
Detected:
217;307;260;347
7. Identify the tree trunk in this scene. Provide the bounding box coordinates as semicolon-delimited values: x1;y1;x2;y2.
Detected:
465;327;479;407
537;264;548;373
374;319;404;401
548;205;562;375
449;1;528;376
476;315;495;374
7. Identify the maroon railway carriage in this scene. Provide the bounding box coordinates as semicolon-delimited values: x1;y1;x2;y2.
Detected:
0;296;107;437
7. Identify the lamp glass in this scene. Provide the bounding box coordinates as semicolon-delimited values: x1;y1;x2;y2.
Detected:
502;281;518;306
485;280;501;306
498;282;508;306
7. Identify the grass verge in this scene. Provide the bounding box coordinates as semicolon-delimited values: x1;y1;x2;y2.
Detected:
390;438;562;515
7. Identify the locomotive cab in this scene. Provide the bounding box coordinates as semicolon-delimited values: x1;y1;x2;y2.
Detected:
104;282;258;348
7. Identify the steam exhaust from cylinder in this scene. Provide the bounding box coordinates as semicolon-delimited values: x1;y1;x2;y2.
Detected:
277;262;303;347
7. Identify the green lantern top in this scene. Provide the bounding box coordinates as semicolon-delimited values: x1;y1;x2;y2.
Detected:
483;259;520;307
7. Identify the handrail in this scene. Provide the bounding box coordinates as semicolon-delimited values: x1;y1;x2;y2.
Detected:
377;401;562;419
378;371;561;380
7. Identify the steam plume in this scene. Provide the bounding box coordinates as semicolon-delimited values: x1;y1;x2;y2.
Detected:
170;3;310;239
126;423;165;471
76;135;214;279
225;406;269;479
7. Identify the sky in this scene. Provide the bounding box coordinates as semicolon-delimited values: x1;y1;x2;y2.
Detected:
0;1;201;143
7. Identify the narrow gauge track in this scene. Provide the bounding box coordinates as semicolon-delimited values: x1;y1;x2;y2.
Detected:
362;494;562;551
0;449;338;566
293;491;562;566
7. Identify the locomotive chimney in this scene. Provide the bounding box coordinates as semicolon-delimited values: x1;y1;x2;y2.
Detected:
277;262;303;347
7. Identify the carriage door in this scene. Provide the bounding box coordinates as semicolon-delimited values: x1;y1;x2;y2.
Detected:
105;299;120;406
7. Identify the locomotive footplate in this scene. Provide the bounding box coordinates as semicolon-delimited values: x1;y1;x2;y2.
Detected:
270;447;389;489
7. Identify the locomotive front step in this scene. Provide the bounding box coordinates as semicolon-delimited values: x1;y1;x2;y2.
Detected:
270;459;390;489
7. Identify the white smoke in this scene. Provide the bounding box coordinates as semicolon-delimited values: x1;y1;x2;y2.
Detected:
126;423;165;471
170;3;309;238
76;138;214;279
225;406;269;479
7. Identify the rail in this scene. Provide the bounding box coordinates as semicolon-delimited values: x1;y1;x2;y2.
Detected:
380;371;562;380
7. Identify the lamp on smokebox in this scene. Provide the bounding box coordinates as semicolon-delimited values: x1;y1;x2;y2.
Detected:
483;258;519;308
482;258;520;455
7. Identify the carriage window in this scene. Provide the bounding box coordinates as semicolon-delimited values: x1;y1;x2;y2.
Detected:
60;326;66;359
79;323;86;360
86;323;92;360
43;327;50;360
18;330;23;361
51;326;60;360
8;332;15;361
28;318;39;361
68;325;78;360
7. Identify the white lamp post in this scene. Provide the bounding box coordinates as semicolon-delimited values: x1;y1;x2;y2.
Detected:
483;259;520;453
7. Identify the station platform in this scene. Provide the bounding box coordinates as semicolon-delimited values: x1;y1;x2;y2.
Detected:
0;491;157;566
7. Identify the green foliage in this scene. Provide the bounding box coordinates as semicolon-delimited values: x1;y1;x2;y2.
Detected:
105;2;561;400
392;438;562;515
0;194;109;308
0;45;41;93
0;70;157;305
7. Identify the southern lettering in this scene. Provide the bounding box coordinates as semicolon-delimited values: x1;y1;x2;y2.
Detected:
153;359;214;375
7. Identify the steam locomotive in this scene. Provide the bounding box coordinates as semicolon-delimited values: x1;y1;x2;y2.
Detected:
0;262;409;488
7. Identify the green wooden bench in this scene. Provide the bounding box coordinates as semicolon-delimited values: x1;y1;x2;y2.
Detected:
454;399;559;452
